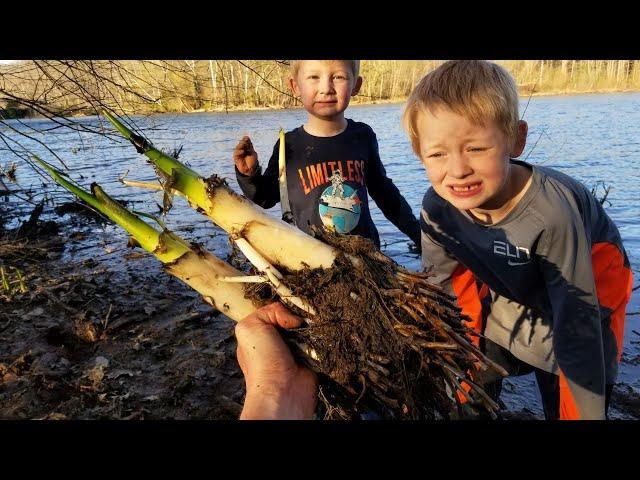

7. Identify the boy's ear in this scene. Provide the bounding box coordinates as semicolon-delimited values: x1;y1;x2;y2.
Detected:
289;77;301;97
351;76;363;96
511;120;528;157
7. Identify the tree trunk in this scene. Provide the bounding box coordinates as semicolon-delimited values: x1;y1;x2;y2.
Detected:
538;60;544;88
209;60;217;106
244;65;249;106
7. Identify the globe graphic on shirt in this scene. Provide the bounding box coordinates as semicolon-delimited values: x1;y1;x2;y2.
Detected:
318;182;362;233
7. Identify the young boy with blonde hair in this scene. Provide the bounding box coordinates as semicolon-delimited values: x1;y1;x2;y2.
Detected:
233;60;421;251
403;60;633;420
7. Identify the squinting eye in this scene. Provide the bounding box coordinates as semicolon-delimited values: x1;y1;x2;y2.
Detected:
468;147;487;152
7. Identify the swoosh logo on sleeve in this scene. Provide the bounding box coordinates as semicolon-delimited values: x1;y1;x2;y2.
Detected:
507;260;532;266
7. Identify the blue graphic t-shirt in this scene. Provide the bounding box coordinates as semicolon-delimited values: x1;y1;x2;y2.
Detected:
235;119;420;249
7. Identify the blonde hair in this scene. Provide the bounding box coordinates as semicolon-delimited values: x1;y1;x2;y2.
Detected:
402;60;520;156
289;60;361;79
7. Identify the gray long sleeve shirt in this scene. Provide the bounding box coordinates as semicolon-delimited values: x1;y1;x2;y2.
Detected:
420;160;631;419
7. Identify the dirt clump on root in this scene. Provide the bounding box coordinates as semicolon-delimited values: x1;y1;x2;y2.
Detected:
263;228;500;420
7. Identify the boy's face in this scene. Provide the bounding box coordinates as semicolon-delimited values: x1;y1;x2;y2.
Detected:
416;105;527;214
290;61;362;121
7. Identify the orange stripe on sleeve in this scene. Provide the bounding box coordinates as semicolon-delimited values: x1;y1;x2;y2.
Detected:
591;242;633;362
449;265;487;405
451;264;484;348
559;371;581;420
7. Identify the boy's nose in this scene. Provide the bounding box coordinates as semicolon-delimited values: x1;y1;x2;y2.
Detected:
447;154;472;178
319;76;336;94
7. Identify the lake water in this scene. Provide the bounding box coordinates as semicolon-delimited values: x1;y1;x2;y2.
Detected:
2;92;639;418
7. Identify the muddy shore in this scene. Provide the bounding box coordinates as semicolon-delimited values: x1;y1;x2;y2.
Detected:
0;206;245;420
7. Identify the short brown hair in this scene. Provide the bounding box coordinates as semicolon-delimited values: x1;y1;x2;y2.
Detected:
289;60;360;79
402;60;520;156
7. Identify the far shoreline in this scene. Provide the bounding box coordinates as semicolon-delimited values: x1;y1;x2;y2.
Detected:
4;88;640;120
152;88;640;116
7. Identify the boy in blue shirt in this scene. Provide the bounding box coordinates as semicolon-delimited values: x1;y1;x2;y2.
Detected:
233;60;421;251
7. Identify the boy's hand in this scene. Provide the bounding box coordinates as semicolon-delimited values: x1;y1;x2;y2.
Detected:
233;135;259;176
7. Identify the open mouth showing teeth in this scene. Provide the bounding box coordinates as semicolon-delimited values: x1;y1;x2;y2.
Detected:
451;183;481;192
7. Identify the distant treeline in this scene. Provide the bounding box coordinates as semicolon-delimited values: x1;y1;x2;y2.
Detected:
1;60;638;117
